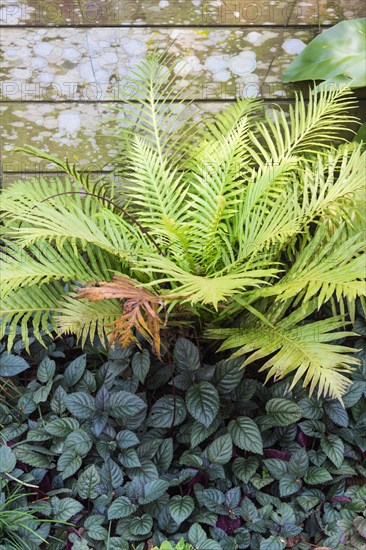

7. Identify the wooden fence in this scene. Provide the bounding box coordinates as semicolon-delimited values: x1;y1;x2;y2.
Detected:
1;0;365;185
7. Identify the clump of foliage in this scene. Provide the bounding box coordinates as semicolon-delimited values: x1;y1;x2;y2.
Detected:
1;54;365;400
283;18;366;89
0;323;365;549
0;484;54;549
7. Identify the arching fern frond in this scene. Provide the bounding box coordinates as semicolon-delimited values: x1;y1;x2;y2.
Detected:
57;294;122;348
1;240;116;297
250;86;358;164
300;144;366;227
126;135;187;228
0;284;65;350
114;51;203;165
211;312;358;401
13;146;109;199
1;177;82;220
185;115;254;268
269;227;366;308
140;256;278;309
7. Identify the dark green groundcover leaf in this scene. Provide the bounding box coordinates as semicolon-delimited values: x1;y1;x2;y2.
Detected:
0;352;30;376
0;444;16;473
186;382;219;428
228;416;263;454
265;398;303;427
0;324;365;550
283;18;366;88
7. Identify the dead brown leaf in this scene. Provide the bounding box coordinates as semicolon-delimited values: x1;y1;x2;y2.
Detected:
78;276;167;356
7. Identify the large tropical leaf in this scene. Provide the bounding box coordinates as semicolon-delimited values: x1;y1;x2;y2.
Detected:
283;18;366;89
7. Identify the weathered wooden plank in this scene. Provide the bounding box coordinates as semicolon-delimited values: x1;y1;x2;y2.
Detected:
2;171;116;187
1;27;317;102
1;101;235;173
2;99;364;181
1;0;364;27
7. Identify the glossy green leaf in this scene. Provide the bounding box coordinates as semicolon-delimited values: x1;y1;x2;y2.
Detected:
0;445;16;473
147;395;187;428
320;434;344;468
207;434;233;465
174;337;200;372
265;399;303;427
108;496;137;520
304;466;333;485
260;535;285;550
279;474;302;497
139;479;170;505
283;18;366;89
168;495;195;523
84;515;108;541
64;355;86;386
77;465;100;500
129;514;153;535
0;352;30;376
228;416;263;454
186;382;219;428
132;350;150;383
233;456;259;483
53;497;84;522
57;450;82;480
188;523;207;546
37;357;56;383
65;392;95;420
45;417;79;437
109;391;147;419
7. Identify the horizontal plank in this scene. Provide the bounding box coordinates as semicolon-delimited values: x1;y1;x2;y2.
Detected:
2;171;110;186
1;26;318;101
2;100;364;180
1;101;230;172
1;0;364;27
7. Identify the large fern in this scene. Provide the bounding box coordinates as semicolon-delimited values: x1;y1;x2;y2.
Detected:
1;53;365;399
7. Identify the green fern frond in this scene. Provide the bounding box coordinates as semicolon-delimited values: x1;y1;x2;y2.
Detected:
1;240;115;297
271;227;366;308
3;196;141;262
250;86;357;164
126;135;187;227
140;256;278;309
57;295;122;347
0;284;64;349
13;146;109;199
212;314;358;401
186;115;254;267
236;187;302;261
300;144;366;226
1;177;79;220
203;98;261;141
114;51;202;164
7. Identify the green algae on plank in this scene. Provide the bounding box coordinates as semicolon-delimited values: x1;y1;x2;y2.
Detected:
0;0;363;26
3;97;363;184
1;101;228;174
1;27;316;101
1;100;291;176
